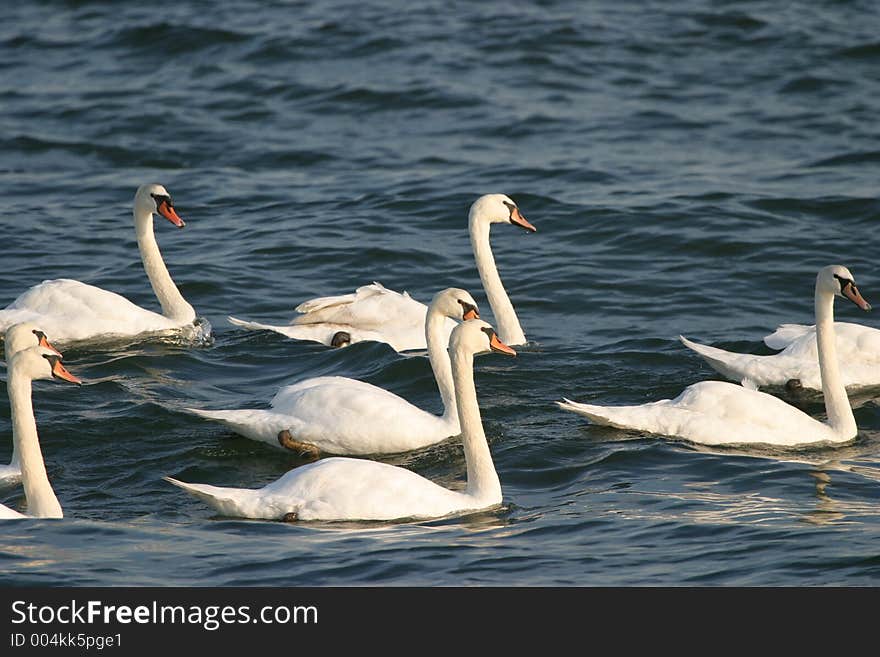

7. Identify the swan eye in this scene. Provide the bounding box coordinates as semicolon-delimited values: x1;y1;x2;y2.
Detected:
32;329;45;340
458;300;479;319
151;193;172;208
833;274;854;294
502;200;516;218
480;326;495;341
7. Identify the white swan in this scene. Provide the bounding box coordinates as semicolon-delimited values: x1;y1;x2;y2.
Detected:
0;184;201;346
558;266;871;447
165;318;516;522
682;320;880;391
228;193;535;351
187;288;481;457
0;344;81;519
0;323;62;489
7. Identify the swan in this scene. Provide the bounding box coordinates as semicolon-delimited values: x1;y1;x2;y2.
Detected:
228;193;535;351
0;344;81;519
557;265;871;447
0;184;203;346
186;288;481;457
165;318;516;522
0;323;63;488
682;320;880;392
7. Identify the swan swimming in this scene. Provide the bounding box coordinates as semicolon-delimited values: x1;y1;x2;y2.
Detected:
0;344;81;519
0;184;205;346
681;319;880;392
228;194;535;351
558;266;870;447
165;319;516;522
188;288;481;458
0;323;62;489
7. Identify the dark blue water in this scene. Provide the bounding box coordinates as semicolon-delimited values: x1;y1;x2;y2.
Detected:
1;0;879;585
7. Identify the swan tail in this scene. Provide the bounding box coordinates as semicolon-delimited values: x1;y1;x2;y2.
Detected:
163;476;268;519
679;335;753;383
556;399;638;430
165;476;302;521
763;324;811;350
185;408;288;448
227;316;278;331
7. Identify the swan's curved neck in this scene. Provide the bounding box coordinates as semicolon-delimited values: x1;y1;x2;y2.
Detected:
135;207;195;323
815;287;856;438
469;218;526;346
425;309;457;423
8;368;62;518
451;347;501;503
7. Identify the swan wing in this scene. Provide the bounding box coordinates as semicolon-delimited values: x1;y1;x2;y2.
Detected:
558;381;836;446
293;282;425;330
763;323;812;350
0;279;178;343
166;458;468;522
263;458;467;521
189;377;452;455
270;376;451;453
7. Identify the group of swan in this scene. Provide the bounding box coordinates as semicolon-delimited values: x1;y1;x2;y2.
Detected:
227;193;535;351
2;182;877;523
0;185;529;522
558;266;871;447
0;323;62;488
187;288;482;458
166;320;515;521
0;331;80;519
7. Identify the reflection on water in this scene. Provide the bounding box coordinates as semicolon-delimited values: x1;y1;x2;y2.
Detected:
801;470;845;526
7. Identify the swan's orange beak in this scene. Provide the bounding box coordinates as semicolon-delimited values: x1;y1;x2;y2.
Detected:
50;357;81;385
38;334;62;358
157;199;185;228
489;333;516;357
463;308;479;321
510;206;536;233
843;282;871;311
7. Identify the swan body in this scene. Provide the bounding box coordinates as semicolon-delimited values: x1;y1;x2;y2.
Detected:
682;322;880;391
189;288;481;456
166;318;516;522
0;184;200;346
230;282;455;353
0;323;61;489
0;344;81;519
559;266;870;447
228;194;535;351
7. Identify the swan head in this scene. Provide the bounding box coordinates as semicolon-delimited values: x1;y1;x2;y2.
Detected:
450;319;517;357
819;265;871;311
430;288;480;321
9;345;81;385
4;323;62;360
135;183;185;228
469;194;535;232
